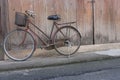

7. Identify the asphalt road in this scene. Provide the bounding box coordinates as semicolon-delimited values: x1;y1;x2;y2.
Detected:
1;58;120;80
49;68;120;80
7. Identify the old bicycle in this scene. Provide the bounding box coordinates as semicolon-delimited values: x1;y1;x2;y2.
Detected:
3;10;81;61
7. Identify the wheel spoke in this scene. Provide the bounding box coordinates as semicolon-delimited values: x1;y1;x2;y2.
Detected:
3;29;35;61
54;26;81;56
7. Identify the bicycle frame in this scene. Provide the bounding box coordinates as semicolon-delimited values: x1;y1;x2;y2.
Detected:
4;10;81;61
20;15;76;49
24;19;64;48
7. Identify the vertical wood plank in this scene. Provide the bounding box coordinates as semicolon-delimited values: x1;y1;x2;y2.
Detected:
54;0;76;23
54;0;68;23
94;0;120;44
21;0;37;38
33;0;48;44
45;0;55;35
0;2;1;39
112;0;120;42
77;0;93;45
0;0;9;60
1;0;9;35
21;0;34;11
0;0;4;60
8;0;22;32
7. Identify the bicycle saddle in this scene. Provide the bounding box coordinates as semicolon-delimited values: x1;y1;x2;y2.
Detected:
48;15;61;20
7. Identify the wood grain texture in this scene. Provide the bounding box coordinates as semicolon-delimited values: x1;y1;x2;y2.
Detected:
6;0;93;45
5;0;120;45
94;0;120;44
0;0;8;60
77;0;93;45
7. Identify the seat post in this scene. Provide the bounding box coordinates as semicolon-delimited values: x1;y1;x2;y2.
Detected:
50;21;56;38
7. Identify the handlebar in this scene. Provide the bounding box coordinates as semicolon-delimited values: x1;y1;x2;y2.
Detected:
25;10;36;18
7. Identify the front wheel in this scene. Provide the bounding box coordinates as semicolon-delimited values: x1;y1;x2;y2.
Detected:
53;26;81;56
3;29;35;61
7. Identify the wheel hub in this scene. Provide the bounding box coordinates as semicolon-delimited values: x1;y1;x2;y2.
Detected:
64;40;71;47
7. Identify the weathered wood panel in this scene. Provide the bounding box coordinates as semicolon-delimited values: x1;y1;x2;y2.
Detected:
3;0;120;46
7;0;93;45
0;0;3;60
94;0;120;44
0;1;2;44
77;0;93;45
0;5;2;41
0;0;9;35
0;0;9;60
8;0;22;31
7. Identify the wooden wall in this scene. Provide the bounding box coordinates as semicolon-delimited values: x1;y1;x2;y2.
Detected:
7;0;93;45
0;0;8;37
0;0;8;60
77;0;93;44
3;0;120;45
94;0;120;44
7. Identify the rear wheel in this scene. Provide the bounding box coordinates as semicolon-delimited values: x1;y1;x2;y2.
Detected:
3;29;35;61
53;26;81;56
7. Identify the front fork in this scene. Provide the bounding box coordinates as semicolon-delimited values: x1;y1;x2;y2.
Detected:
17;28;37;51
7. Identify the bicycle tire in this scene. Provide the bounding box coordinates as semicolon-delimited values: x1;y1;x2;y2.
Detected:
3;29;35;61
53;26;81;56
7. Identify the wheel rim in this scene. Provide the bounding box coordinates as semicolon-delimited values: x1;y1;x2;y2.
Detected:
4;29;35;61
54;26;81;56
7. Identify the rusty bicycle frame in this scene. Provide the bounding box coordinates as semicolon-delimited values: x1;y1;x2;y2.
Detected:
22;17;76;49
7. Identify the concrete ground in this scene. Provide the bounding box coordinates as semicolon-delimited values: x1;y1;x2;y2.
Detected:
1;43;120;71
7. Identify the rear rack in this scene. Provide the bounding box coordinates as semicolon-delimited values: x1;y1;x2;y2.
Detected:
57;21;76;25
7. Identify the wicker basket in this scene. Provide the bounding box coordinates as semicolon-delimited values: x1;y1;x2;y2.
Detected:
15;12;27;27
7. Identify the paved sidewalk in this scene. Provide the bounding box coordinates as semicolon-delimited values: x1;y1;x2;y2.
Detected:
0;43;120;71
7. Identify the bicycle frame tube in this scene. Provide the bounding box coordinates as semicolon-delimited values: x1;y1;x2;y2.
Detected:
26;20;60;47
50;22;55;38
29;20;50;39
50;21;66;39
25;19;68;47
49;21;60;38
28;28;48;46
54;22;66;38
17;29;28;46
